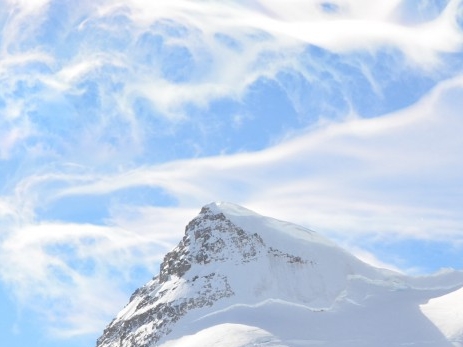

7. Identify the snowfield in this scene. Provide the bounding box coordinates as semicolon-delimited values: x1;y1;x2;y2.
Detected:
158;323;286;347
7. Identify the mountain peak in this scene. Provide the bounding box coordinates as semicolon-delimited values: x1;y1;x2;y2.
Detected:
96;203;463;347
200;201;248;214
201;201;265;220
159;202;266;283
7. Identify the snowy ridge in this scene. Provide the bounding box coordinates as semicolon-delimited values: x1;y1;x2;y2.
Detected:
96;202;463;347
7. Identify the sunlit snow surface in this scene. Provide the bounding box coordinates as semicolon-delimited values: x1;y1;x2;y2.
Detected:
421;285;463;345
159;323;285;347
101;203;463;347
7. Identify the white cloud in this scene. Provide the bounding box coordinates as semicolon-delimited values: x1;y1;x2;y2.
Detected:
349;248;404;274
30;75;463;243
0;220;172;337
5;0;50;12
15;0;459;117
0;127;29;159
0;0;460;162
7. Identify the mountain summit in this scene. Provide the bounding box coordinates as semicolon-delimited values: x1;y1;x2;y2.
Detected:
96;202;463;347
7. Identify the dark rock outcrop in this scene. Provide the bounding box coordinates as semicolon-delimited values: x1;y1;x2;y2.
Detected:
96;205;266;347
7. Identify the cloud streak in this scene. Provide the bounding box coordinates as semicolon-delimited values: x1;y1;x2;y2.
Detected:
51;75;463;240
1;0;461;162
0;219;178;338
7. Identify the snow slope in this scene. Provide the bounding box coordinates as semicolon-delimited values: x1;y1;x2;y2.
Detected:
96;202;463;347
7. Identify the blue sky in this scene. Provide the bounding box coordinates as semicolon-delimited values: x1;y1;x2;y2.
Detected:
1;0;463;346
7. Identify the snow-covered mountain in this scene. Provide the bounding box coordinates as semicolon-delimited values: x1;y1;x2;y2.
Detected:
96;202;463;347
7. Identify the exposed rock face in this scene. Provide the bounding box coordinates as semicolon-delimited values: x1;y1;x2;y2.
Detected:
96;205;270;347
160;206;265;282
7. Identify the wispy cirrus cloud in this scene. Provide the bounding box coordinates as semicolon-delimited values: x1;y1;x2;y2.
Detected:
0;215;182;338
1;0;461;164
47;75;463;241
6;73;463;243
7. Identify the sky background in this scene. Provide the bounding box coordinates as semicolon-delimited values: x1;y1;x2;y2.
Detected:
0;0;463;346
